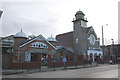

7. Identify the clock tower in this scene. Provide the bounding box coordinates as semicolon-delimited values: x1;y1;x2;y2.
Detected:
72;10;88;28
72;10;101;55
72;10;88;54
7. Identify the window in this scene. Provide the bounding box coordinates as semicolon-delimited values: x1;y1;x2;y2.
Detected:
33;44;35;47
31;53;38;62
76;38;78;43
25;52;31;62
41;44;43;47
30;42;48;48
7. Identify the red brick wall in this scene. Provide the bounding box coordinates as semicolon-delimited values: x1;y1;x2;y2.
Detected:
9;62;41;69
47;54;84;68
8;53;106;69
8;54;41;69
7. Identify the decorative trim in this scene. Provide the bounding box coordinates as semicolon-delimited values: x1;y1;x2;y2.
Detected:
20;35;57;50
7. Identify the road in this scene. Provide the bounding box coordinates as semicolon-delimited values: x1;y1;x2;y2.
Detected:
3;64;118;78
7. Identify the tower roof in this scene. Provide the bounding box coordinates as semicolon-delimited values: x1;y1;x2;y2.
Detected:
75;10;85;16
75;10;85;20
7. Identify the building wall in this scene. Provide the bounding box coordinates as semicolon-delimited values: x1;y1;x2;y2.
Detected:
8;54;41;69
87;29;100;49
73;24;100;55
103;44;120;63
2;53;9;69
56;32;73;48
73;27;88;54
13;37;27;51
16;40;55;62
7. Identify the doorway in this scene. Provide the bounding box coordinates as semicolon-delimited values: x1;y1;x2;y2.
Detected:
41;54;47;66
31;53;38;62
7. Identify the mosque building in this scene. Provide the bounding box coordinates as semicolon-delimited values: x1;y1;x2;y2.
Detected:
1;29;60;68
1;10;103;69
56;10;103;62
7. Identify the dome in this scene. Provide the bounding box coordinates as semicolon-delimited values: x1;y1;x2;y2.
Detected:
47;36;57;42
28;34;36;39
75;10;85;20
15;30;27;38
75;10;85;16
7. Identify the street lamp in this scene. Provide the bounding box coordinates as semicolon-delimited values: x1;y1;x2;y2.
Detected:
111;39;115;63
111;39;114;45
0;10;3;18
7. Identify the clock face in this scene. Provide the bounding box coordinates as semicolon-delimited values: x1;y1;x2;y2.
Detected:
89;34;95;45
81;20;87;27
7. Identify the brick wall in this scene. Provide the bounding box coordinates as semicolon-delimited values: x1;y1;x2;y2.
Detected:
8;54;41;69
47;54;84;68
8;53;103;69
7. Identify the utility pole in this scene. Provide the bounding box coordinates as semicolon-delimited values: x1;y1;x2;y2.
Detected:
101;24;108;63
102;24;108;46
102;26;104;46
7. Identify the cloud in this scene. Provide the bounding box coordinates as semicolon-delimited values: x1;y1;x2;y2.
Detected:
1;2;60;37
1;0;119;45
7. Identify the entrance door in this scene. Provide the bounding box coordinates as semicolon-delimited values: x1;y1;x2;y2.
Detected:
41;54;48;72
41;54;47;66
31;53;38;62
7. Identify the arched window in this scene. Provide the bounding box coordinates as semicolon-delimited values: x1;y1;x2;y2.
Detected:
39;45;41;47
30;42;48;48
76;38;78;43
41;44;43;47
90;53;93;60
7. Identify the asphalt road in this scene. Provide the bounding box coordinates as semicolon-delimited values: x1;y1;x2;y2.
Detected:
3;64;118;78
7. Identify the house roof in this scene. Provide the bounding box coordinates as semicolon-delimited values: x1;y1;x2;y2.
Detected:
1;35;14;40
20;34;57;50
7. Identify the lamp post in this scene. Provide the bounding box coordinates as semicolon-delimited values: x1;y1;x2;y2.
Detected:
0;10;3;18
101;24;108;63
111;39;115;64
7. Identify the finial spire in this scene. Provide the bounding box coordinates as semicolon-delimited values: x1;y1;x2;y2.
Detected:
79;9;80;11
51;34;52;37
21;28;22;32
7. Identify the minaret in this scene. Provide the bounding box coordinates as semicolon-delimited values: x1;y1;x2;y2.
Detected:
13;29;27;52
47;34;58;46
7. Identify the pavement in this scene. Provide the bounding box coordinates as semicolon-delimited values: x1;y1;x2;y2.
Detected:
2;63;109;75
2;64;118;78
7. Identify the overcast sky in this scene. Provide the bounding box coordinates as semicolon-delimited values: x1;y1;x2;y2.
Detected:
0;0;119;45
